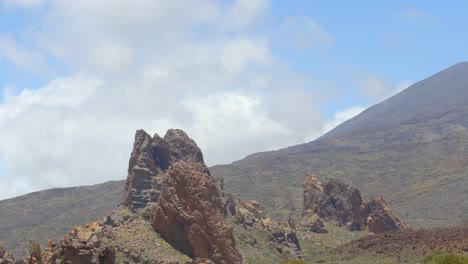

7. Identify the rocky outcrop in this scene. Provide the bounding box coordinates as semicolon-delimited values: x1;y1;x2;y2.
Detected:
40;223;115;264
303;175;324;214
153;160;243;264
28;240;42;264
300;215;327;234
122;129;208;211
0;247;16;264
0;223;115;264
163;129;205;165
363;197;410;234
318;178;366;231
122;130;163;211
302;175;408;233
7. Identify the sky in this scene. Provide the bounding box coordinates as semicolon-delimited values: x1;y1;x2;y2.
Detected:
0;0;467;199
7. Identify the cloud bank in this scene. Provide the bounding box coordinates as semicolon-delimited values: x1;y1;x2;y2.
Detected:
0;0;332;199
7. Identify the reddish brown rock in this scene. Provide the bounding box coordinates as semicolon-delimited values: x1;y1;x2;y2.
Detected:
300;215;327;234
303;175;324;214
363;197;410;234
302;176;408;233
152;160;243;264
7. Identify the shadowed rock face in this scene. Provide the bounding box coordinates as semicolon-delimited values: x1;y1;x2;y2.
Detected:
302;175;408;233
152;160;243;264
318;178;366;231
122;130;162;211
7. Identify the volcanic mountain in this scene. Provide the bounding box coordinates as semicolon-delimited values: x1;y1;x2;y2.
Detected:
211;62;468;227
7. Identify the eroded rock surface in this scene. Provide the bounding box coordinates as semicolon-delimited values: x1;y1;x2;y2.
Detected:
302;175;408;233
153;160;243;264
122;130;162;211
0;247;16;264
363;197;410;234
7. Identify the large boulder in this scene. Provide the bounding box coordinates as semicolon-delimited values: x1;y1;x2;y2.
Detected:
152;160;243;264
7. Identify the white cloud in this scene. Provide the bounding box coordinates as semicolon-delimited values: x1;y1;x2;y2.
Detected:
0;34;46;73
224;0;270;28
392;80;414;95
280;16;334;49
354;72;389;102
185;92;286;164
322;106;366;134
0;0;336;199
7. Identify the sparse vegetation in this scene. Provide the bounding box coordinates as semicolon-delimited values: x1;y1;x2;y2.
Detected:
422;252;468;264
0;180;124;257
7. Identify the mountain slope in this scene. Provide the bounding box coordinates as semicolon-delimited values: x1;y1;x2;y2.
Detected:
211;62;468;227
0;180;124;257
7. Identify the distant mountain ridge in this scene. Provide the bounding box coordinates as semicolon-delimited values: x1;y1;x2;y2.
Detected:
212;62;468;227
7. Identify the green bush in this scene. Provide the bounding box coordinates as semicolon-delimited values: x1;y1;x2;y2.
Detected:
422;252;468;264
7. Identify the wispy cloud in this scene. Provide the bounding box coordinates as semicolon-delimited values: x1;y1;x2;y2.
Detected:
280;16;334;49
322;106;366;135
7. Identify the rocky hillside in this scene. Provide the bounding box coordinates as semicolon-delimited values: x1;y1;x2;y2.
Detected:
0;180;124;257
212;62;468;227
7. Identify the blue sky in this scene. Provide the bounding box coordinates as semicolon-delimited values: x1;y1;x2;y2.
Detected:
0;0;467;198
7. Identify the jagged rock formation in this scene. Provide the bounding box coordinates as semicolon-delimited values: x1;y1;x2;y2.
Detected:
318;178;366;231
1;223;116;264
0;246;16;264
302;175;408;234
122;129;207;211
153;160;243;264
122;130;162;211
